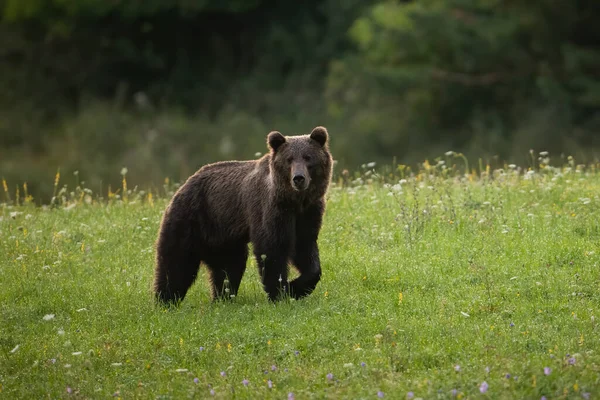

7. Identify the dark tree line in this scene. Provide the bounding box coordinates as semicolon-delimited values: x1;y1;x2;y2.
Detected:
1;0;599;201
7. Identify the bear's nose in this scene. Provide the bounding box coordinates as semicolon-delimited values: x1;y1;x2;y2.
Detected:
293;175;305;184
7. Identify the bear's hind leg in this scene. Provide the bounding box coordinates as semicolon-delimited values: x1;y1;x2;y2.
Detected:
205;243;248;301
154;219;202;304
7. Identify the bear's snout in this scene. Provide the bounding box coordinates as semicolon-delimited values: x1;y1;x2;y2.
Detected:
291;162;310;191
292;174;306;189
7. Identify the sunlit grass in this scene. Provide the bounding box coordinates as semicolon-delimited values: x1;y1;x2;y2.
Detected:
1;155;599;399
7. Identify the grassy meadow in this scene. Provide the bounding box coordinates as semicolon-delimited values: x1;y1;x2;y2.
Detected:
1;156;599;399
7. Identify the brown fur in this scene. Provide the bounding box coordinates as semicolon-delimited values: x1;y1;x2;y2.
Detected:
153;126;333;303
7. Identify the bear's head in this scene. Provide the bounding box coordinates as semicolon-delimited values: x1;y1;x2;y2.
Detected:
267;126;332;198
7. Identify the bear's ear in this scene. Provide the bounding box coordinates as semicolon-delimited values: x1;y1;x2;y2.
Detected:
309;126;328;147
267;131;286;152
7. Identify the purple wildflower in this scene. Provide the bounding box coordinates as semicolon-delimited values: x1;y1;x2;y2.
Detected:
582;392;591;400
242;379;249;387
267;379;273;389
451;389;458;397
479;381;489;394
543;367;551;376
271;364;277;371
199;346;204;351
505;373;511;379
454;365;460;372
360;362;366;367
541;397;547;400
220;371;226;377
50;358;56;364
288;392;295;400
407;392;414;399
294;350;300;356
66;386;72;394
193;377;199;384
327;373;334;381
210;389;215;396
378;391;385;398
509;322;515;327
568;357;576;365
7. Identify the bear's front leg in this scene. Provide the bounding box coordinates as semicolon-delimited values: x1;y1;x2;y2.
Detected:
252;213;295;301
290;240;322;299
290;201;324;299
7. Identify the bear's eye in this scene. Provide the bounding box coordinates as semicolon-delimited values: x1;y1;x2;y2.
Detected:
303;155;311;162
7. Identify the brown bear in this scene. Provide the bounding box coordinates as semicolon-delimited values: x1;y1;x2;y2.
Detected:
153;126;333;303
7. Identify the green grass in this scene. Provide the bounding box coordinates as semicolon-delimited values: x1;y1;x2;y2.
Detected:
1;163;600;399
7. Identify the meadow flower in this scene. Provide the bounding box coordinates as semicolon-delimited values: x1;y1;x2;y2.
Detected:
327;373;334;381
294;350;300;356
505;373;511;379
377;391;385;398
210;389;215;396
220;371;226;377
242;379;249;386
451;389;458;397
199;346;205;351
267;379;273;389
193;378;199;384
407;392;414;399
543;367;551;375
288;392;295;400
541;396;547;400
271;364;277;371
43;314;55;321
582;392;591;399
454;365;460;372
361;362;366;367
568;357;576;365
66;386;72;394
509;322;515;327
479;381;489;393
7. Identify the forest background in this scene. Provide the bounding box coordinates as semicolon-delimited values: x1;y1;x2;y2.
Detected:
1;0;599;201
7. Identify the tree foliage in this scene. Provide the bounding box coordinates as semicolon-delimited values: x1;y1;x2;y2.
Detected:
327;0;600;160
